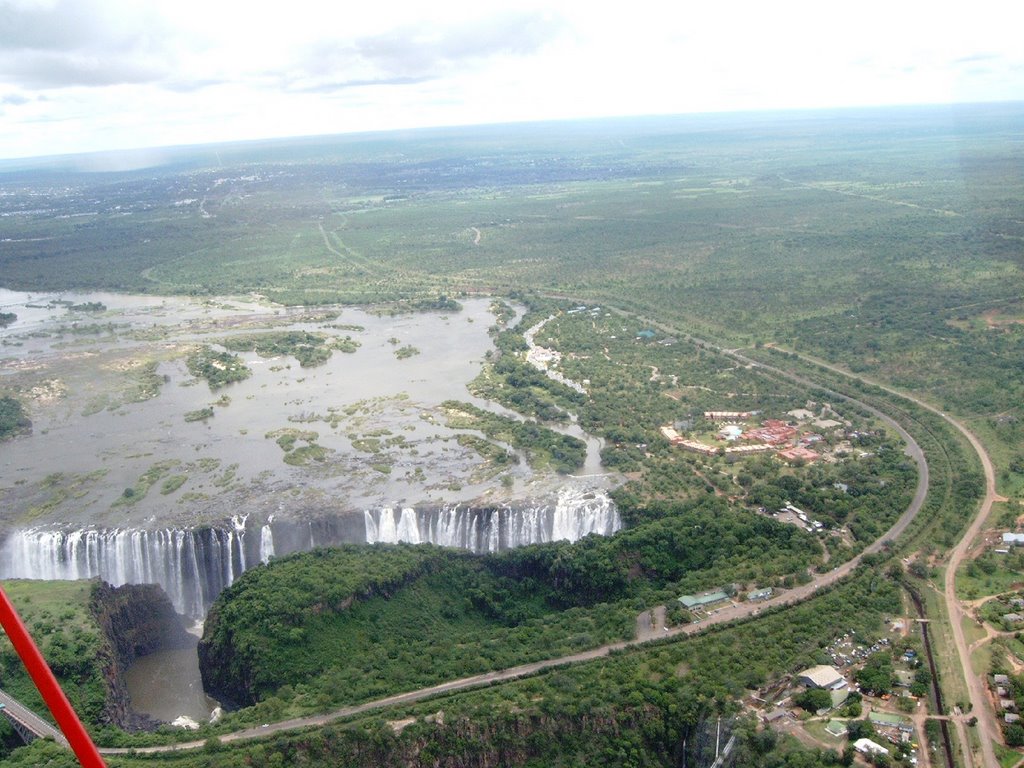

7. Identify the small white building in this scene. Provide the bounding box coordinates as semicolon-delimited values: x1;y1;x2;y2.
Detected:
854;738;890;756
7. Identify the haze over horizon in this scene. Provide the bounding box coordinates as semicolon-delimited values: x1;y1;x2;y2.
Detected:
1;0;1022;162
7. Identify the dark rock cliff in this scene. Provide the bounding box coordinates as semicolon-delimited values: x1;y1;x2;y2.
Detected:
89;581;193;729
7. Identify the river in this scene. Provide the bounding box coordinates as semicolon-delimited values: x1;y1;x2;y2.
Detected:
0;291;617;531
1;289;623;725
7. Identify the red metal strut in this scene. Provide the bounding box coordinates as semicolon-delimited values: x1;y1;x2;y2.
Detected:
0;583;106;768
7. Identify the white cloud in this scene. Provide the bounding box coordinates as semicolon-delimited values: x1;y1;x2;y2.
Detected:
0;0;1021;158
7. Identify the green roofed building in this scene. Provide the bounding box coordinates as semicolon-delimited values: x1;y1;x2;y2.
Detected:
869;711;913;732
679;590;730;609
825;720;848;738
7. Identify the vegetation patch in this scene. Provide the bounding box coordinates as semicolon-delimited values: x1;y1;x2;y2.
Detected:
160;475;188;495
199;498;821;709
186;346;251;389
266;428;329;466
69;301;106;312
455;434;517;480
0;580;107;756
269;428;318;452
16;470;107;524
442;400;585;474
284;445;330;466
112;460;180;506
0;395;31;440
184;407;214;423
958;550;1024;600
222;330;358;367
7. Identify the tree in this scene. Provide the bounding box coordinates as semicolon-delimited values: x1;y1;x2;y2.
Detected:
794;688;833;712
1005;723;1024;747
856;652;895;696
908;561;929;579
845;719;875;741
0;396;31;440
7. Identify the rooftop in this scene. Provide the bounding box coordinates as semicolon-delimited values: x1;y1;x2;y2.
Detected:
798;665;846;690
825;720;848;737
679;590;729;609
869;711;912;729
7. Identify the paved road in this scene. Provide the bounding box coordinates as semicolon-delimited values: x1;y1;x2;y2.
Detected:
0;688;68;747
100;335;932;756
942;423;1003;768
775;349;1003;768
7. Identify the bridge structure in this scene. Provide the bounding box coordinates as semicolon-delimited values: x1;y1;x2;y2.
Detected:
0;688;68;747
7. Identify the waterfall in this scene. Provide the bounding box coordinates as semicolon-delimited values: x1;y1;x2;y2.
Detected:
0;488;620;619
551;486;621;542
364;487;621;552
0;527;255;619
259;523;275;564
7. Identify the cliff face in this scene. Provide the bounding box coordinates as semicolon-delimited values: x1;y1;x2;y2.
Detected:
89;581;193;729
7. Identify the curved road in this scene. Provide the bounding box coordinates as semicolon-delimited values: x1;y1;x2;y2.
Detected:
100;335;933;756
779;349;1004;768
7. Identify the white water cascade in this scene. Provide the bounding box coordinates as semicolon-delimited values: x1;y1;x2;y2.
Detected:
364;487;621;552
0;527;247;619
259;522;275;564
0;488;620;618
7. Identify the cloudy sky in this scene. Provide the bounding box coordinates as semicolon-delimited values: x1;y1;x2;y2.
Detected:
0;0;1022;160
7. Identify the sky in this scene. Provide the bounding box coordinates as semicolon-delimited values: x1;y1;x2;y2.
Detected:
0;0;1022;160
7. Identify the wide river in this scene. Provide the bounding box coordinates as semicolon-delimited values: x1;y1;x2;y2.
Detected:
0;290;612;532
2;289;620;727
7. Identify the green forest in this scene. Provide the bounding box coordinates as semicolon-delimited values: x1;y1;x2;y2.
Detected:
198;499;821;710
3;565;904;767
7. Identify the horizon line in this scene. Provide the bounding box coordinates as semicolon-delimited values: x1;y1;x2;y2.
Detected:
2;98;1021;169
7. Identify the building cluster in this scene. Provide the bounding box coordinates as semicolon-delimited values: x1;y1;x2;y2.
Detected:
993;674;1021;723
742;419;797;445
753;622;921;766
659;425;778;456
678;588;731;613
798;664;848;691
703;410;757;421
678;585;773;616
661;406;852;464
777;446;821;463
